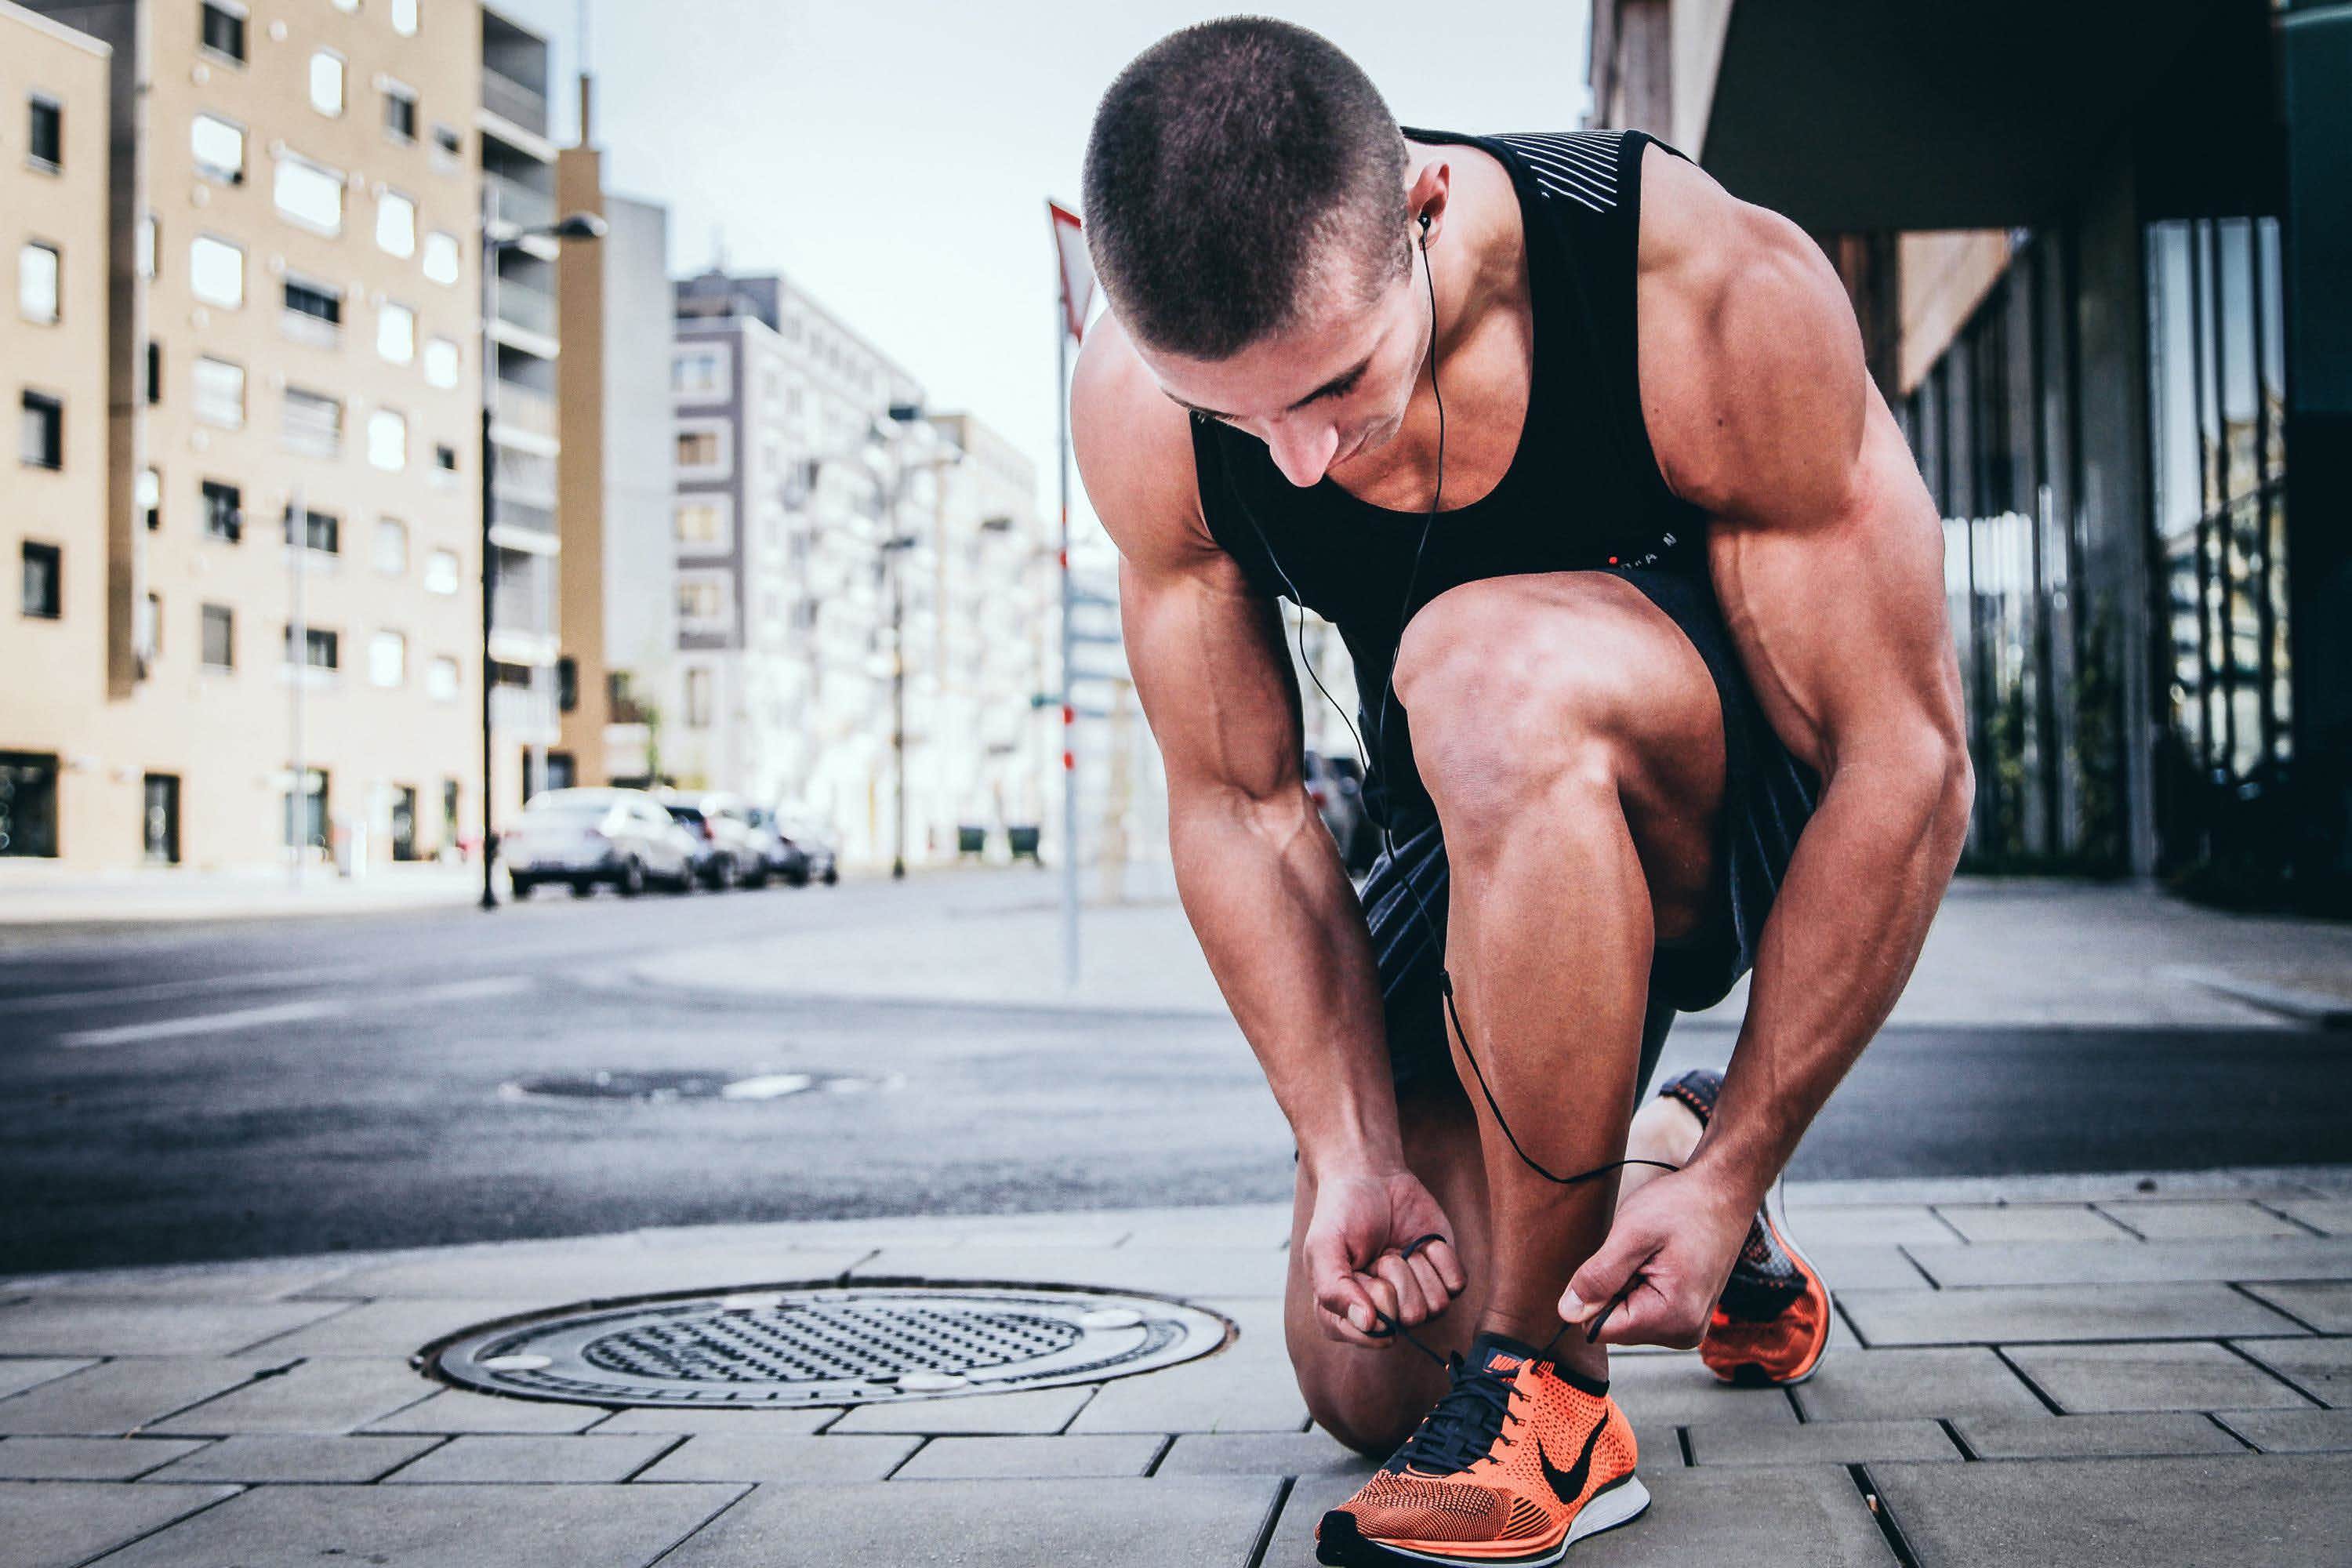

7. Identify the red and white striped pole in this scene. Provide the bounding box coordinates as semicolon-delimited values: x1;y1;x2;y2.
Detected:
1048;200;1093;989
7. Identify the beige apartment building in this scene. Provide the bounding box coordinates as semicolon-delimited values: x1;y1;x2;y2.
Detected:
2;0;572;873
2;1;111;862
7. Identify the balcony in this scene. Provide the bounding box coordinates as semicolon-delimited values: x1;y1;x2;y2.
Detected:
480;67;549;136
492;581;553;637
486;172;554;231
494;276;557;338
491;495;557;537
488;384;556;441
490;681;557;739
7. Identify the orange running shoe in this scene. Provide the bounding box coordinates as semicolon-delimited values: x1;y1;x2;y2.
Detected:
1316;1332;1650;1566
1657;1069;1835;1386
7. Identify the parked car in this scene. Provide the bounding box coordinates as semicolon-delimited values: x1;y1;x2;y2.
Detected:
658;790;769;890
1305;750;1375;873
745;807;813;887
773;811;840;885
503;788;696;898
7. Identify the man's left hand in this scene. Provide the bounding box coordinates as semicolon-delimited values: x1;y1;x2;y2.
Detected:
1557;1165;1756;1348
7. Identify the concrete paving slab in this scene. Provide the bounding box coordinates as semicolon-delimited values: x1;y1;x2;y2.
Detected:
891;1432;1165;1479
1904;1236;2352;1288
2096;1200;2309;1240
0;1357;96;1399
146;1356;439;1434
1838;1282;2306;1345
235;1296;555;1356
384;1432;677;1483
1788;1346;2053;1421
1067;1345;1309;1435
1779;1205;1961;1247
848;1243;1289;1299
359;1387;613;1434
1156;1429;1378;1478
1933;1203;2137;1243
827;1385;1094;1436
136;1432;443;1482
2004;1341;2315;1414
289;1247;873;1302
633;1431;918;1483
2267;1198;2352;1236
586;1405;842;1436
2231;1337;2352;1406
0;1260;358;1301
0;1479;241;1568
0;1356;288;1435
1951;1411;2247;1458
0;1434;209;1478
0;1297;351;1356
2213;1407;2352;1453
82;1480;748;1567
1870;1453;2352;1567
1603;1353;1801;1428
1795;1242;1933;1290
1685;1417;1961;1465
655;1475;1281;1567
2241;1279;2352;1332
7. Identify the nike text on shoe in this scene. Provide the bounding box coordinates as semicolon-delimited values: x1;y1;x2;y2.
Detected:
1656;1068;1835;1385
1316;1331;1650;1566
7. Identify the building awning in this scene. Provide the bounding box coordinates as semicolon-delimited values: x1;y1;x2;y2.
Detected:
1699;0;2267;231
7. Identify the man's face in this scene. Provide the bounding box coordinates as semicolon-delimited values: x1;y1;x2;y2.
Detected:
1135;249;1425;489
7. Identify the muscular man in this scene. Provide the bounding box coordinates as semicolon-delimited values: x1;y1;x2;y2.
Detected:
1070;20;1969;1564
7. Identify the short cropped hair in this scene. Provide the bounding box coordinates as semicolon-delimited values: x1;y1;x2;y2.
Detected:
1081;16;1410;360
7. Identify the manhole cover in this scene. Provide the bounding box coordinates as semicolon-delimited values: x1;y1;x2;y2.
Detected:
427;1284;1231;1406
498;1069;884;1103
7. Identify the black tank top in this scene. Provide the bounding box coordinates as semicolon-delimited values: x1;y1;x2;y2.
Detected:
1189;126;1709;832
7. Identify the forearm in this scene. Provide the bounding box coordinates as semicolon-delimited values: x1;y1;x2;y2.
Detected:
1687;751;1971;1203
1167;782;1403;1177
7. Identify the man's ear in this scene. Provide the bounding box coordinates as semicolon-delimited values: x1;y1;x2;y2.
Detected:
1406;158;1451;249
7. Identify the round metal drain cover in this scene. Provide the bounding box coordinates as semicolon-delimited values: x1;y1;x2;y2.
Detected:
429;1283;1232;1407
498;1069;882;1103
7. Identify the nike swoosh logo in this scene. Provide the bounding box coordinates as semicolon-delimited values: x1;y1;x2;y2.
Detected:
1540;1413;1610;1507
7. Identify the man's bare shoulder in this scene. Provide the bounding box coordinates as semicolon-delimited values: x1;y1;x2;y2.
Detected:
1069;313;1218;575
1634;143;1866;521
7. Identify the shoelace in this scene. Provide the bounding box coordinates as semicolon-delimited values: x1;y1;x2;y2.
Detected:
1367;1233;1647;1356
1387;1349;1523;1474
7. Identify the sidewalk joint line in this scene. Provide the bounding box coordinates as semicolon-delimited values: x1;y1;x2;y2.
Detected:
2250;1199;2328;1237
369;1432;457;1482
1675;1425;1694;1468
1784;1387;1808;1425
2094;1204;2152;1241
1141;1432;1175;1476
1922;1206;1973;1244
1936;1417;1977;1461
1989;1346;2067;1415
641;1480;759;1566
1848;1462;1923;1568
1896;1246;1943;1290
1243;1475;1295;1568
2204;1410;2263;1452
882;1435;928;1479
1829;1294;1873;1350
2213;1336;2328;1406
2223;1279;2323;1334
620;1432;692;1482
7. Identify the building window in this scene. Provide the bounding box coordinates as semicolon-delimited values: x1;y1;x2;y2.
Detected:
677;576;728;626
390;0;418;37
675;423;729;475
138;590;162;660
284;625;339;670
283;768;328;851
423;336;459;387
557;655;577;712
426;655;459;701
308;50;344;116
191;114;244;183
137;214;157;277
684;666;712;728
376;300;415;364
675;498;729;548
383;84;418;142
0;752;60;858
434;441;458;474
673;347;725;397
143;774;180;864
373;517;408;574
274;154;344;235
431;123;461;160
189;234;244;308
193;357;244;427
282;386;343;457
18;241;59;323
368;630;405;687
21;542;60;618
376;189;416;258
139;466;161;532
367;408;407;470
421;230;459;286
27;96;61;169
201;478;242;541
201;603;234;668
424;547;459;593
284;503;340;554
146;340;162;405
19;392;62;470
199;1;246;64
282;274;342;332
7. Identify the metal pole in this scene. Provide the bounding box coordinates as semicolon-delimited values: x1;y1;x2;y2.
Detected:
479;184;501;910
891;524;907;881
1056;312;1079;987
289;481;305;888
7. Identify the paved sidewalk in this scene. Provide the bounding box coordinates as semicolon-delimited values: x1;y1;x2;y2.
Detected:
0;862;485;930
4;1170;2348;1566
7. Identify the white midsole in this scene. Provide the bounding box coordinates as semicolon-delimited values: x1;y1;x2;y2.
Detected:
1365;1475;1653;1566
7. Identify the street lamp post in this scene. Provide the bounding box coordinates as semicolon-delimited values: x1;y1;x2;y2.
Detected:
478;194;605;912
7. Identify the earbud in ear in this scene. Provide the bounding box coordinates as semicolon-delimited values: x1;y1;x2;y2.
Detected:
1417;212;1432;249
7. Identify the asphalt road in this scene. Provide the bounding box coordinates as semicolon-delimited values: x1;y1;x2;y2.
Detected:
3;875;2347;1275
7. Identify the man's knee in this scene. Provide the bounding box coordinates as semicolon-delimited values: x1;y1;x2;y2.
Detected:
1294;1356;1423;1458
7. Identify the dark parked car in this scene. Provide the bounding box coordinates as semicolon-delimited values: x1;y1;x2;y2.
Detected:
1305;750;1374;873
504;788;696;898
745;808;813;887
774;812;840;885
659;790;769;890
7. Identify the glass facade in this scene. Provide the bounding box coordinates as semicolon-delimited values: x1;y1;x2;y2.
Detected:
2145;216;2289;876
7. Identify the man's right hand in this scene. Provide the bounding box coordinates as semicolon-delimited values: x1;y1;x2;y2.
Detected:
1301;1166;1468;1348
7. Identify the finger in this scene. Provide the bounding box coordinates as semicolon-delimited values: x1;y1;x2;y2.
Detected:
1302;1232;1388;1348
1562;1225;1657;1329
1584;1277;1706;1349
1419;1236;1468;1297
1370;1252;1436;1327
1359;1270;1404;1337
1402;1249;1451;1321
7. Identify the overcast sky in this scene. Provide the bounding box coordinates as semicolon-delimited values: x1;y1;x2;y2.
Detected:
496;1;1592;532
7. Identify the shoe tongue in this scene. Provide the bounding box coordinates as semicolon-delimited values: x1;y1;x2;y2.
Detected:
1468;1330;1545;1377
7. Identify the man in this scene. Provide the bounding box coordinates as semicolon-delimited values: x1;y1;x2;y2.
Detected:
1071;17;1969;1565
